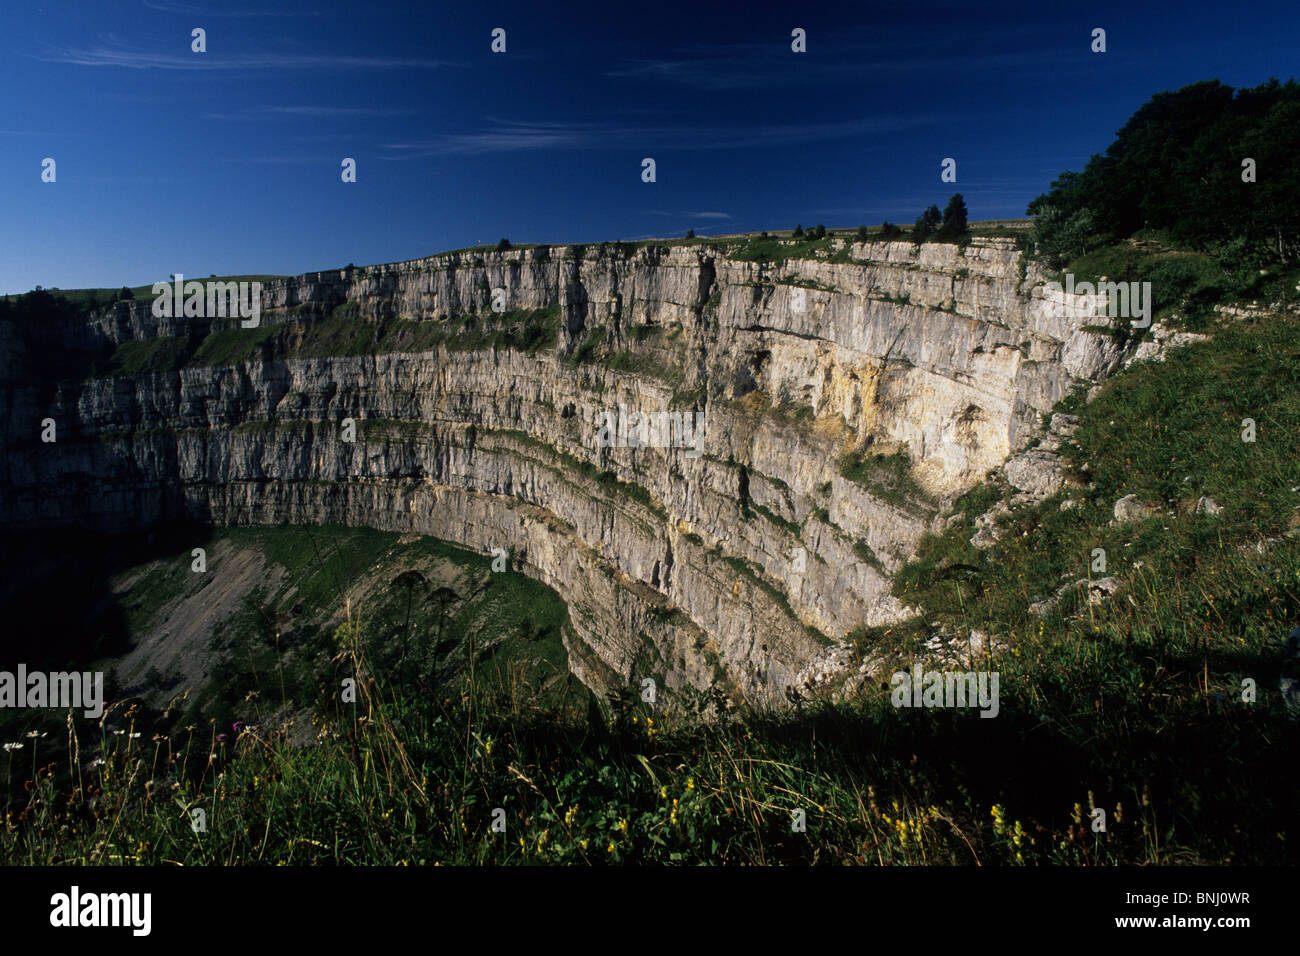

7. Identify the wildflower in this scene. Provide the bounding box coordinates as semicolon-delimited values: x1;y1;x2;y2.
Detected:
2;743;22;752
991;804;1007;837
617;819;629;835
606;842;616;853
233;721;246;734
659;786;668;799
686;777;695;791
217;733;228;744
564;806;578;827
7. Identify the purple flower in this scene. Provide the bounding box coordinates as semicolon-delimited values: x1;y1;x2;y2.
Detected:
233;721;246;734
217;733;229;744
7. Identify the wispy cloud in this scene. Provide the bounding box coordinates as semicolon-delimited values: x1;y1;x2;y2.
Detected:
220;155;327;165
604;31;1086;91
203;105;416;121
141;0;325;16
381;114;934;159
648;210;732;219
36;43;447;71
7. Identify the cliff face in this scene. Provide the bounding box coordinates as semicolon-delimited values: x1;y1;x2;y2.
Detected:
0;237;1130;707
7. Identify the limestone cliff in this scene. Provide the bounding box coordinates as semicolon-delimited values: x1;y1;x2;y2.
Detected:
0;236;1131;707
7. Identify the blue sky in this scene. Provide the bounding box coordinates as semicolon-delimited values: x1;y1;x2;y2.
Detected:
2;0;1297;293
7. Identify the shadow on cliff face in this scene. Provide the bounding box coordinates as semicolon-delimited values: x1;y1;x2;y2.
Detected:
0;522;212;672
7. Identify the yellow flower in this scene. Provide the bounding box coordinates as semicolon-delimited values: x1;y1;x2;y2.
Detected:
617;819;629;834
686;777;695;791
564;805;578;827
606;842;616;853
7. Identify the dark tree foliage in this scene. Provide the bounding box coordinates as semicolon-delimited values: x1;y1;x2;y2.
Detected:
813;224;826;239
1028;78;1300;266
0;289;106;386
937;193;968;241
880;221;902;239
913;205;942;242
118;286;134;301
685;228;695;239
792;224;804;238
496;238;512;251
856;225;869;240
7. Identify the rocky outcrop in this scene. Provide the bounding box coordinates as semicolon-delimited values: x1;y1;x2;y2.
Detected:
0;237;1136;708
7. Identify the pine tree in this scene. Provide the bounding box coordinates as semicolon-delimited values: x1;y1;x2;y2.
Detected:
938;194;969;240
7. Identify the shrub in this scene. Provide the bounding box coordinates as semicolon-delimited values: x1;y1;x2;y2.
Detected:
913;206;942;243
